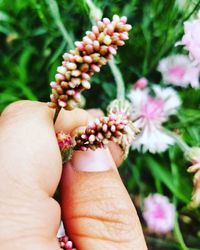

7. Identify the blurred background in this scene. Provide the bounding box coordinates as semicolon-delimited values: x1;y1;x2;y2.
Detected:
0;0;200;249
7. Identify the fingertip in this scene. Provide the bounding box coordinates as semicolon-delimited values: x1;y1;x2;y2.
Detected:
54;108;92;133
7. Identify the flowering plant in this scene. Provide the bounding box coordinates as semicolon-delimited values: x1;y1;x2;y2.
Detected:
1;0;200;249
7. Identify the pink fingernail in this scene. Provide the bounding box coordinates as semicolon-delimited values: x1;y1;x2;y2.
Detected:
71;148;115;172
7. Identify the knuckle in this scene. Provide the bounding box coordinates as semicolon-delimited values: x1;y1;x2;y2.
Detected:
70;184;137;243
1;101;49;120
1;100;31;117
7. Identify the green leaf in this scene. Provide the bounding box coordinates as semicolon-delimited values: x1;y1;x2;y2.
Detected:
146;156;190;203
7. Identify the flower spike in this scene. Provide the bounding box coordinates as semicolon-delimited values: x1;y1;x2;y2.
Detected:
49;15;132;110
74;99;140;158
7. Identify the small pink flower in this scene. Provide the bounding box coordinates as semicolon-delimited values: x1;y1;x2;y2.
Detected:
158;55;200;88
128;85;181;153
134;77;148;90
177;14;200;65
143;194;175;234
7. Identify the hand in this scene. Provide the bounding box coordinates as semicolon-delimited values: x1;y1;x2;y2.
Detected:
0;101;147;250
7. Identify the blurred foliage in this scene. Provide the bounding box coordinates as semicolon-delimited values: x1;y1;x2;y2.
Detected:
0;0;200;249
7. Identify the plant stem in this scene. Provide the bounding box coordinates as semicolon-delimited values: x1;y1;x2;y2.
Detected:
183;1;200;22
165;129;190;153
83;0;126;100
84;0;102;24
53;107;61;124
46;0;74;49
46;0;74;122
108;59;125;99
170;160;189;250
174;213;189;250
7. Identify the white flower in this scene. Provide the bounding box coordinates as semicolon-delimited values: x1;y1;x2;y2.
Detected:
177;14;200;65
158;54;200;88
128;86;181;153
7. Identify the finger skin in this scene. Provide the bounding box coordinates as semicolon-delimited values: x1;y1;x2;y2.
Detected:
0;101;62;249
108;141;124;167
54;108;92;133
61;164;147;250
0;101;93;250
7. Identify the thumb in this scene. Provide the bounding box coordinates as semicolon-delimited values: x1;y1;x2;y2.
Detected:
60;148;147;250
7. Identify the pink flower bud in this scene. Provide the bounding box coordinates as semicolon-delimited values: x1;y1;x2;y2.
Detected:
71;70;81;77
50;81;58;89
93;40;100;50
120;16;127;24
108;46;117;55
134;77;148;90
85;44;94;54
106;24;114;35
75;41;85;51
97;21;105;31
120;32;129;40
91;64;100;72
83;55;93;63
55;73;65;81
113;14;120;22
66;89;75;96
86;31;96;40
103;35;112;45
81;72;90;80
66;62;77;70
57;66;66;75
103;17;110;24
82;80;91;89
74;55;83;63
92;25;99;35
89;134;96;143
58;100;67;107
125;24;132;31
83;36;93;45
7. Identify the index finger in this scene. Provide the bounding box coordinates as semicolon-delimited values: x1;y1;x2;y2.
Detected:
54;108;92;133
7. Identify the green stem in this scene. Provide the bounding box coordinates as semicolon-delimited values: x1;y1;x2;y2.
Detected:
83;0;126;100
174;213;189;250
46;0;74;49
53;107;61;124
183;1;200;22
108;59;125;100
46;0;74;122
84;0;102;24
170;150;189;250
165;129;190;153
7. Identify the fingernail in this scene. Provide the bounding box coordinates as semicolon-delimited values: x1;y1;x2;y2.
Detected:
71;148;115;172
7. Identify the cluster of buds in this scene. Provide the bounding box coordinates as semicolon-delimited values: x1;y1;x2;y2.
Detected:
74;113;129;151
74;100;140;157
56;100;140;160
49;15;132;110
57;132;73;151
58;236;76;250
56;131;73;162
